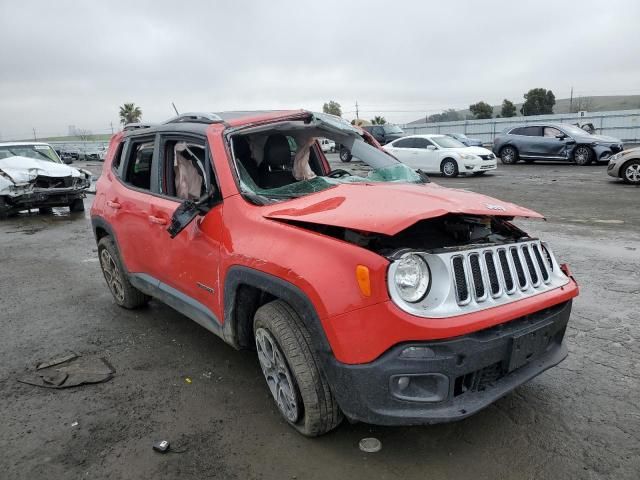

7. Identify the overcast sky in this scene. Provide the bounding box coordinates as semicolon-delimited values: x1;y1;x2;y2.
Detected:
1;0;639;139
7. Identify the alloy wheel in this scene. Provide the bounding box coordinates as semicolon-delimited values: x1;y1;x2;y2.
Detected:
255;327;300;422
625;163;640;183
99;249;125;303
443;161;456;176
574;146;591;165
501;147;516;164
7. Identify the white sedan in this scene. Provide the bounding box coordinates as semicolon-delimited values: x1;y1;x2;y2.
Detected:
383;134;497;177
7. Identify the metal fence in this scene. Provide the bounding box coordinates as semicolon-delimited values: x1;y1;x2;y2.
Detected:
400;109;640;145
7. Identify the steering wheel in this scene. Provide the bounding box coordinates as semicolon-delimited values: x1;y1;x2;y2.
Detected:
326;169;351;179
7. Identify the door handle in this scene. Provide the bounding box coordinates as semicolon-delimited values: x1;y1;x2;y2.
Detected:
106;200;121;209
148;215;168;225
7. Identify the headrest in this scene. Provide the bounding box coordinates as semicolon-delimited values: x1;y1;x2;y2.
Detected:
263;135;291;169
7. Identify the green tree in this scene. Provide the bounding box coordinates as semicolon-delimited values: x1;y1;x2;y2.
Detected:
501;99;517;118
469;101;493;119
370;116;386;125
322;101;342;117
520;88;555;116
119;103;142;125
428;108;460;123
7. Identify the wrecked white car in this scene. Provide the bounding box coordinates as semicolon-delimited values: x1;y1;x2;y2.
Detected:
0;142;91;218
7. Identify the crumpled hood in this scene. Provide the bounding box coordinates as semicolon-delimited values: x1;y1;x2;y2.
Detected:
0;156;85;184
263;182;543;235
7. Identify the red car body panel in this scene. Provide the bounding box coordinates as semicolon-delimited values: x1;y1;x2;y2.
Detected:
91;117;579;367
262;182;543;235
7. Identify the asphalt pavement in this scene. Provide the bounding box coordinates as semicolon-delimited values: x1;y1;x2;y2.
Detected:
0;159;638;479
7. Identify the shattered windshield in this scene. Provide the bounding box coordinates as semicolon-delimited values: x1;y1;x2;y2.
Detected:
0;145;62;163
231;114;425;202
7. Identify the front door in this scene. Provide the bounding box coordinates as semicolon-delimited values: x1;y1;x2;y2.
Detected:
146;133;225;324
538;126;572;159
411;137;440;172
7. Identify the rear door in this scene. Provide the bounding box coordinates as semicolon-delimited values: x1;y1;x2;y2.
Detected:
384;137;416;164
144;132;225;322
513;126;543;157
105;135;159;275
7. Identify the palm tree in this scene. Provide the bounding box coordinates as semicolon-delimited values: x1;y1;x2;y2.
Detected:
119;103;142;125
371;116;386;125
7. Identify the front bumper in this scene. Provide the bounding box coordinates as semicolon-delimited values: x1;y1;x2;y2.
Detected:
2;186;87;211
323;300;572;426
464;160;497;173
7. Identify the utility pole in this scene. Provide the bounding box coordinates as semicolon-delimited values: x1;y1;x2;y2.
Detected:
32;128;37;141
110;121;114;134
355;101;359;120
569;86;574;113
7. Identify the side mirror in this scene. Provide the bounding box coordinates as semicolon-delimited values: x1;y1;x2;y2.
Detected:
167;190;217;238
555;134;567;140
427;145;437;150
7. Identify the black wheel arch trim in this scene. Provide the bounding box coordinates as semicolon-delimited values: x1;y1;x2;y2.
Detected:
222;265;334;357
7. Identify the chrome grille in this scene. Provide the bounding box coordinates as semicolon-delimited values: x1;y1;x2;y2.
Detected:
452;241;557;306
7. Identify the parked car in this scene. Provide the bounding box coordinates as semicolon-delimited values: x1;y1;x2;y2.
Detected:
446;132;483;147
339;124;404;163
0;142;91;218
607;147;640;184
383;134;497;177
91;110;578;436
493;123;623;165
319;138;336;153
362;124;405;145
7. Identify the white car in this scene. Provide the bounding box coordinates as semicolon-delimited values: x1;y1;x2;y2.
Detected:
319;138;336;153
383;134;497;177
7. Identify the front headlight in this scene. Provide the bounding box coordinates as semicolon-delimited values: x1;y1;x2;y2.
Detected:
610;152;622;162
459;153;477;160
394;254;430;303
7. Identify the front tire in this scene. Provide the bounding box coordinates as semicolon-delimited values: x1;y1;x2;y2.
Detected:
500;146;518;164
98;236;150;309
621;159;640;184
254;300;342;436
574;146;593;166
441;158;459;178
339;147;352;163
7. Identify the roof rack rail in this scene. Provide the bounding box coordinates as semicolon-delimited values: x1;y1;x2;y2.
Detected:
123;123;155;131
163;112;224;125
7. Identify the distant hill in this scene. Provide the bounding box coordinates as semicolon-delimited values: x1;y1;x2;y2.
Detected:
408;95;640;124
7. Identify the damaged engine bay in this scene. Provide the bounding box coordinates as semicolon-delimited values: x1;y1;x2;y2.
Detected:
278;214;532;258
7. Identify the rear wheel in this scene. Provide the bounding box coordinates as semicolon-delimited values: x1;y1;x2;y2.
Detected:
98;236;150;309
441;158;459;178
500;146;518;164
339;147;352;163
254;300;342;436
621;159;640;184
69;198;85;212
573;146;593;166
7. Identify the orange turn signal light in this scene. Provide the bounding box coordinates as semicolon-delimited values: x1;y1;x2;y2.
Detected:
356;265;371;297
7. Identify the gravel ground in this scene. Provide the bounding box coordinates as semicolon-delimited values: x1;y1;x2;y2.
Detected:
0;159;638;480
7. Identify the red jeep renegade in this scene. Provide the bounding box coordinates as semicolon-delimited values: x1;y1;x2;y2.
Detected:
91;110;579;436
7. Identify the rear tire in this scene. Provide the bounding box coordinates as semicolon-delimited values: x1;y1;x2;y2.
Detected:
254;300;342;436
500;146;518;164
441;158;459;178
339;147;352;163
573;146;593;166
621;159;640;184
97;236;150;309
70;198;85;212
